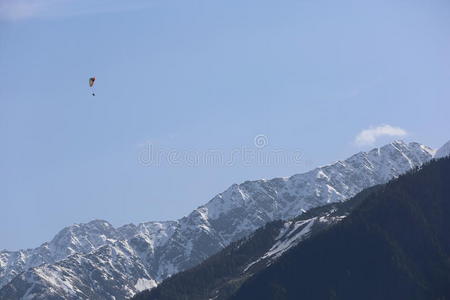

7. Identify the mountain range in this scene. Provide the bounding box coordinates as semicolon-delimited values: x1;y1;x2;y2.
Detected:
136;155;450;300
0;141;437;299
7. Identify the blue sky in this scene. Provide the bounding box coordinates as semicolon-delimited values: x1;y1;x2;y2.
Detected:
1;0;449;250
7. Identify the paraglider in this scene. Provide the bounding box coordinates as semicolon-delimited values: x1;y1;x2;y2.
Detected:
89;77;96;96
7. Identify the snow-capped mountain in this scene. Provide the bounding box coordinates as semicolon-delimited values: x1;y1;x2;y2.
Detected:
0;141;434;299
0;221;178;299
0;220;120;289
435;140;450;159
0;220;177;290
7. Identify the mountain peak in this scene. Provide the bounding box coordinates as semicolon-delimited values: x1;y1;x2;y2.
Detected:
435;140;450;159
391;139;407;145
86;219;113;227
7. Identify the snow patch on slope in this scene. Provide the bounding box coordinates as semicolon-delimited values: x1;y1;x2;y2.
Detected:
135;278;157;292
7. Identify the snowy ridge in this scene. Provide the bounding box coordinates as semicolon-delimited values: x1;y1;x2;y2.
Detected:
0;220;120;289
435;140;450;159
0;220;177;290
0;141;434;299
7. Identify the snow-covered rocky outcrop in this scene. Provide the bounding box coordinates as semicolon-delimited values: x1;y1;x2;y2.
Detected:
0;141;434;299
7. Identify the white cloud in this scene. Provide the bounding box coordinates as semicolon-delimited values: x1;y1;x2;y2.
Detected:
354;124;407;146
